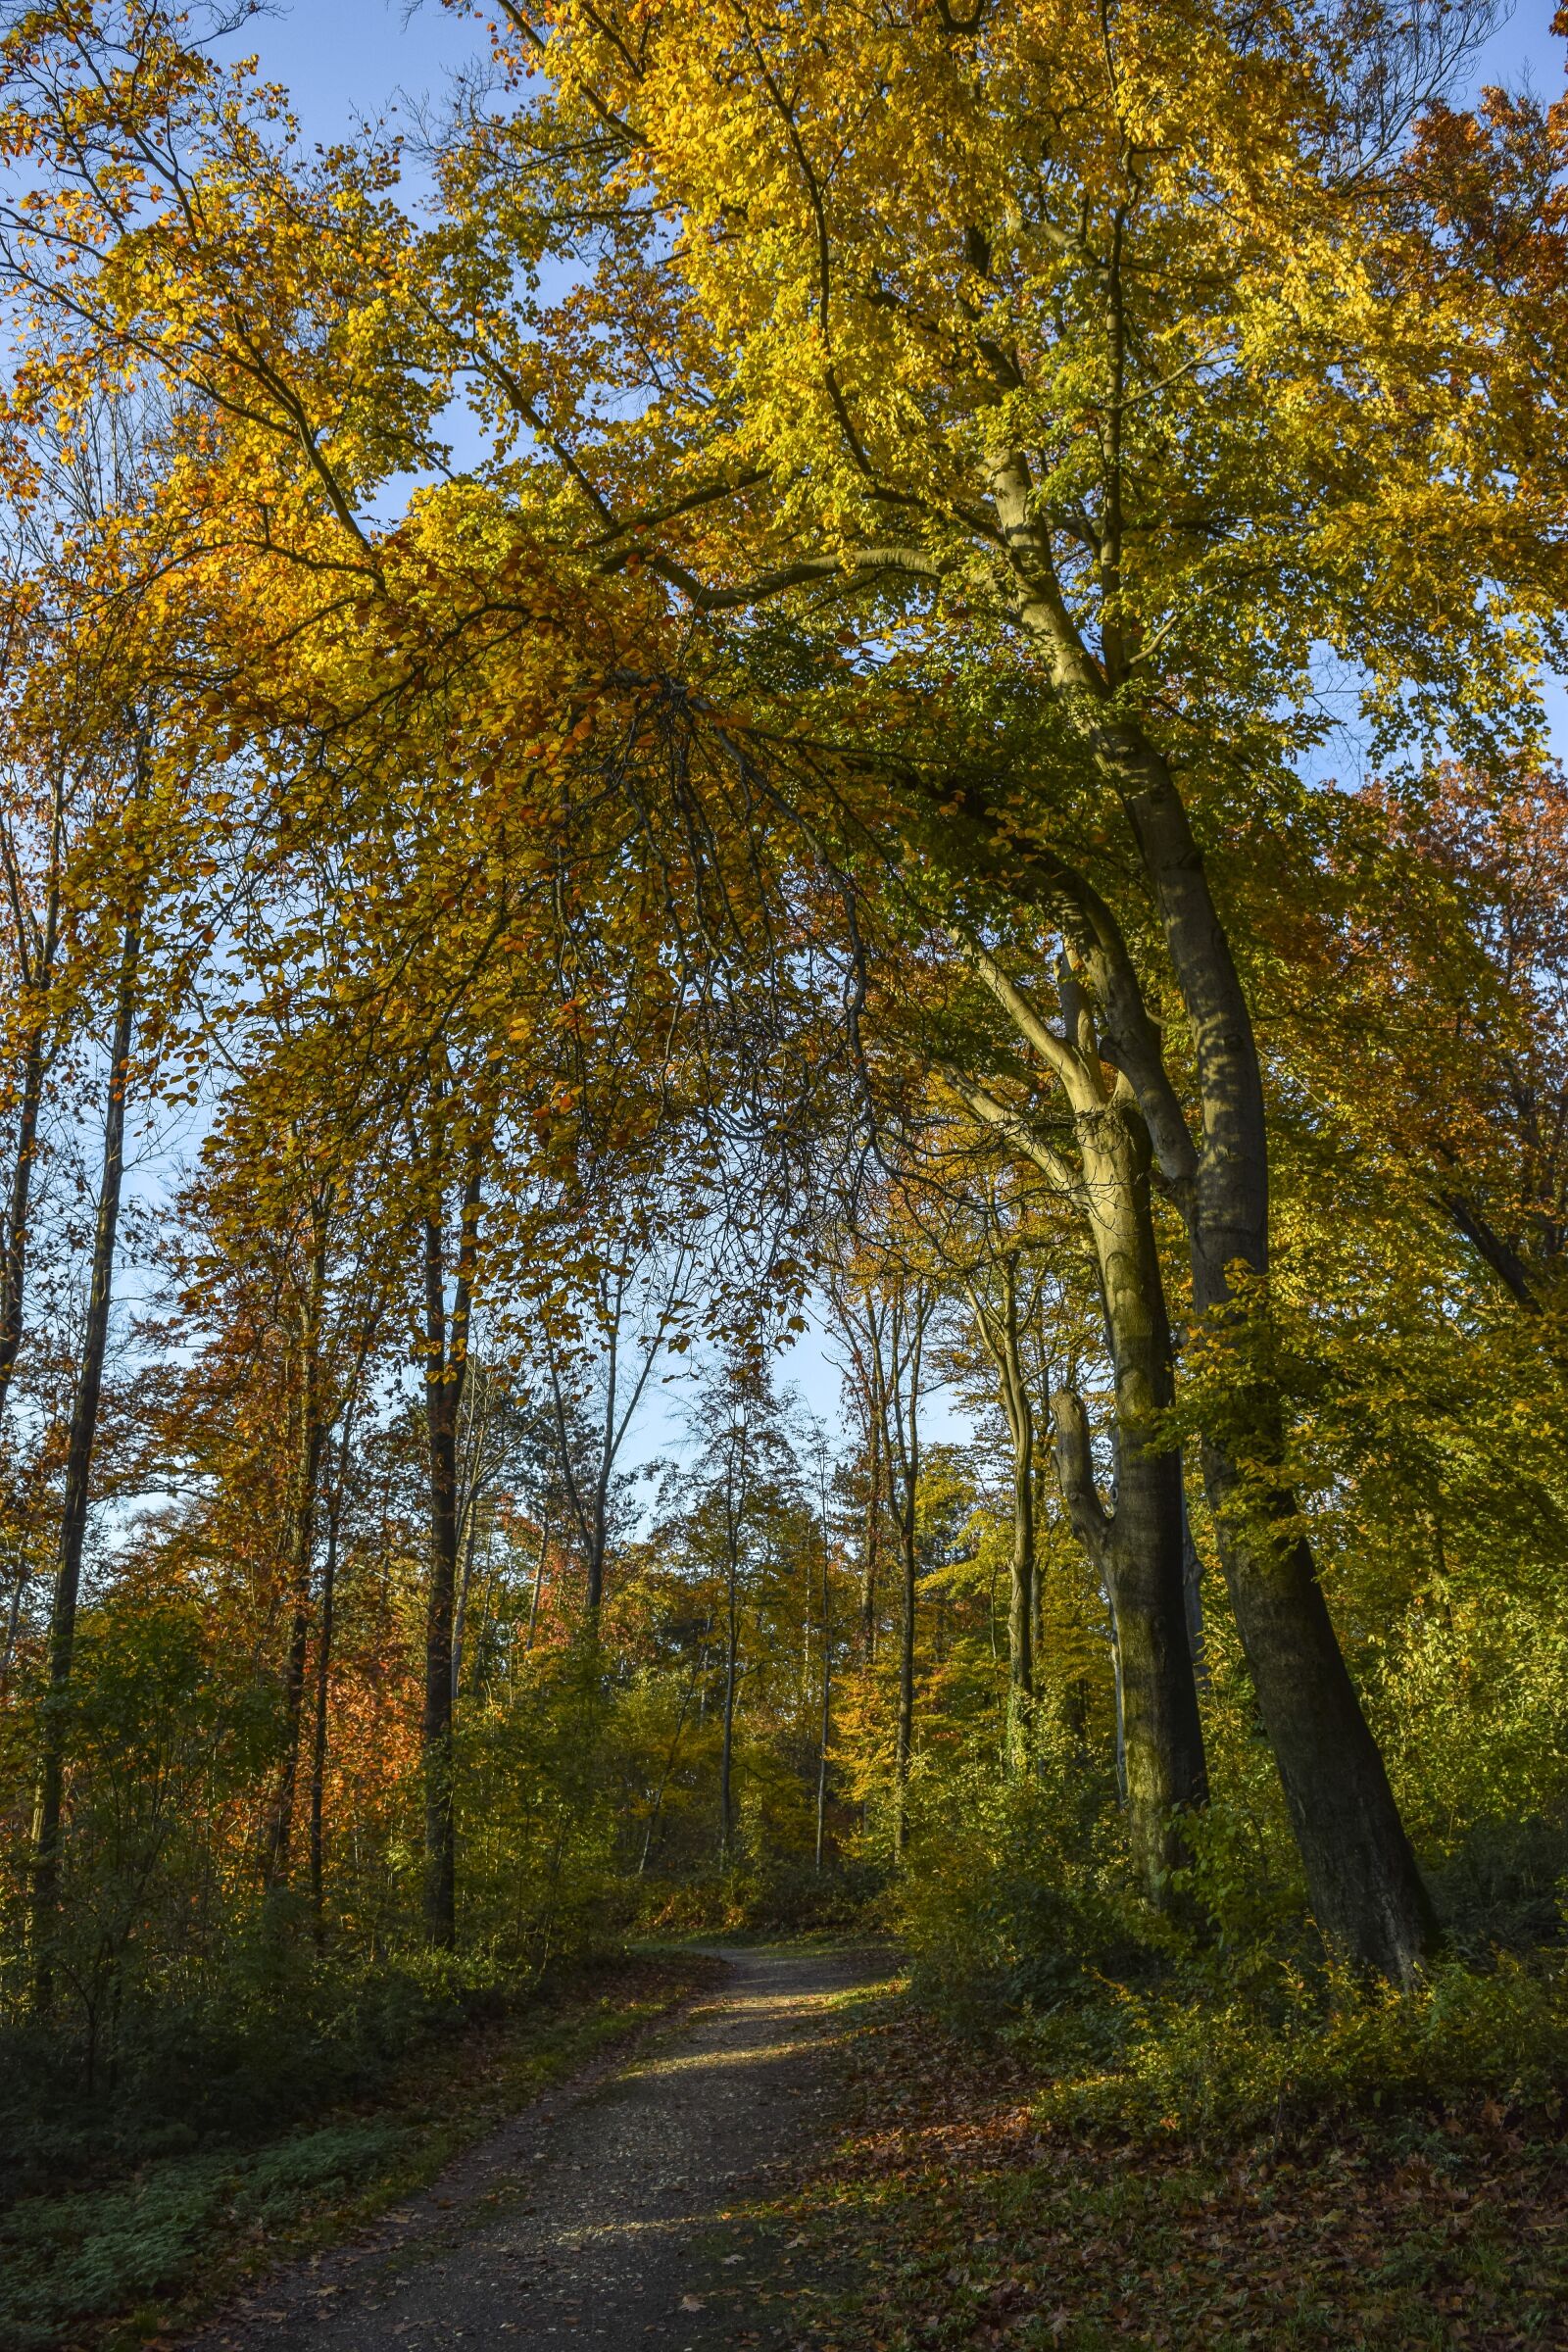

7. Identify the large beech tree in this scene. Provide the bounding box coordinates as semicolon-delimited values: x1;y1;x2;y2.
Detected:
5;0;1567;1982
430;0;1568;1977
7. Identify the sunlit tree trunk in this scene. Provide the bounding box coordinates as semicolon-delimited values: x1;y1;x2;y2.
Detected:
718;1543;739;1868
0;776;66;1676
308;1413;353;1946
1050;1102;1209;1902
956;967;1206;1897
716;1442;748;1868
861;1343;883;1659
815;1511;832;1873
0;770;64;1431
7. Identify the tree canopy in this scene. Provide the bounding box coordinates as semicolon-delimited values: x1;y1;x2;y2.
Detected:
2;3;1568;2340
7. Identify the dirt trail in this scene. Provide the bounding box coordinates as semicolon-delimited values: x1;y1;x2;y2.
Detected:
184;1944;893;2352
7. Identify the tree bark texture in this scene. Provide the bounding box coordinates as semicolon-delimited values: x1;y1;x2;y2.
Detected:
956;964;1206;1896
968;1260;1035;1766
1122;755;1438;1979
1051;1100;1208;1897
970;429;1437;1978
884;1291;925;1861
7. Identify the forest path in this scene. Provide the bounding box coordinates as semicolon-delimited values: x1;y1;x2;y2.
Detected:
184;1942;895;2352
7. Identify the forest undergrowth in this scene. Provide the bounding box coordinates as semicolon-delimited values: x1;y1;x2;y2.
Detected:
803;1939;1568;2350
779;1755;1568;2350
0;1947;712;2352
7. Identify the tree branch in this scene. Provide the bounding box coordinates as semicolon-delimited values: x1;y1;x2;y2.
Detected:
1050;1386;1111;1561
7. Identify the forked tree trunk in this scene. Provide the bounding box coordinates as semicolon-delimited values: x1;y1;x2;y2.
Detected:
1121;756;1437;1979
974;443;1437;1980
1050;1100;1208;1900
956;964;1206;1896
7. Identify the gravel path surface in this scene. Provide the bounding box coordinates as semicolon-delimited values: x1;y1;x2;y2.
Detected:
184;1944;893;2352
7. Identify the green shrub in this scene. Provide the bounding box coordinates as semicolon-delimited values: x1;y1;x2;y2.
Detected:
895;1748;1149;2031
1014;1951;1568;2149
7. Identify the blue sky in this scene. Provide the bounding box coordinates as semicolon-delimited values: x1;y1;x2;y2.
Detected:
236;2;472;139
1468;0;1566;88
247;0;1563;133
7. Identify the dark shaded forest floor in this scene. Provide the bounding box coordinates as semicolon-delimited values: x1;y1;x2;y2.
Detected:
3;1953;717;2352
22;1943;1568;2352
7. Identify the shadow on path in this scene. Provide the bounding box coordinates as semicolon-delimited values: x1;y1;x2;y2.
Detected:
184;1943;896;2351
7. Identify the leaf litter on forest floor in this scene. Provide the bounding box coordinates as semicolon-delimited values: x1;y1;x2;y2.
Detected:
787;1998;1568;2350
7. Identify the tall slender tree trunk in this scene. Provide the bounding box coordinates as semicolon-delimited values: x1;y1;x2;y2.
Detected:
861;1346;883;1659
0;788;66;1679
585;1376;614;1620
969;1258;1035;1768
1182;1480;1208;1690
815;1514;832;1873
0;798;63;1426
887;1292;925;1861
29;906;138;2003
548;1314;612;1621
718;1541;739;1867
420;1153;480;1949
263;1205;329;1893
640;1663;699;1874
525;1509;550;1652
451;1377;490;1700
308;1418;350;1945
1;1560;26;1691
421;1298;460;1947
